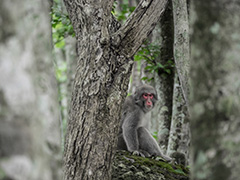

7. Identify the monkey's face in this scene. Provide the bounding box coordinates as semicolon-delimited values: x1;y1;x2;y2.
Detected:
133;84;158;113
142;93;155;111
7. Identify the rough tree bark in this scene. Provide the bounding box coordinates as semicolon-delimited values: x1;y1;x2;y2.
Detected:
62;0;169;179
167;0;190;161
191;1;240;180
0;0;61;180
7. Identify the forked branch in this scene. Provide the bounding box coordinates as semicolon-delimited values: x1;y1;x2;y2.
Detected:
111;0;168;58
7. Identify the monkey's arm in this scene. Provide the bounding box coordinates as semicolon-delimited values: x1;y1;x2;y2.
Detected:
122;113;139;152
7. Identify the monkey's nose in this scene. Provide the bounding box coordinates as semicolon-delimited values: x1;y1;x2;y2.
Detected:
146;101;152;106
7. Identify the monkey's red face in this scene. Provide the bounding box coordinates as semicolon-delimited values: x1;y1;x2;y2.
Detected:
133;85;158;113
142;93;154;109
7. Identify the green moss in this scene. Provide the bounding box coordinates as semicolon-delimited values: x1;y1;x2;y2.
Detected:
116;150;189;177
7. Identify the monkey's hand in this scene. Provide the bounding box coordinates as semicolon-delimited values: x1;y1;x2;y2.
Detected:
132;150;146;157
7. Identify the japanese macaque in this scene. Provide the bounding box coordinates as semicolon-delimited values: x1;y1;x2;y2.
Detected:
117;84;172;162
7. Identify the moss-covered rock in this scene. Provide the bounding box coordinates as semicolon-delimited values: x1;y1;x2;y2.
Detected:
112;150;189;180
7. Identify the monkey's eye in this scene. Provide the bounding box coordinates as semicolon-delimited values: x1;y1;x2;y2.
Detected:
142;93;148;99
149;94;153;99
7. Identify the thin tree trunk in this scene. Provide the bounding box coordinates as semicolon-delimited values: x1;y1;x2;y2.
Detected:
172;0;190;110
167;0;190;161
167;73;190;162
63;0;169;179
191;1;240;180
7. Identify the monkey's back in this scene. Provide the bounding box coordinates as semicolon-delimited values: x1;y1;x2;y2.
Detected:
119;95;147;133
119;95;135;134
122;95;136;113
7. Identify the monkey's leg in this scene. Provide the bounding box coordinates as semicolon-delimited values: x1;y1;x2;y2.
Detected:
117;133;147;157
137;127;162;155
137;127;172;162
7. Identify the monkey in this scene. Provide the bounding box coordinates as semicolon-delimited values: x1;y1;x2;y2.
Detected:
117;84;172;162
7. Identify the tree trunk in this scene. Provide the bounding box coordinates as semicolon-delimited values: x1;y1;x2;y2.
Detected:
190;1;240;180
63;0;169;179
172;0;190;109
167;74;190;163
167;0;190;161
0;0;61;180
65;37;77;107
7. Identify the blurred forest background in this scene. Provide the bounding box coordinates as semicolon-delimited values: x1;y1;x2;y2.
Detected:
0;0;240;180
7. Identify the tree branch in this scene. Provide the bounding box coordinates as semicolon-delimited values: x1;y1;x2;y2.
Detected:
111;0;168;58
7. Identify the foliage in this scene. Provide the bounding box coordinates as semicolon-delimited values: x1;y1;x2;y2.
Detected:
112;1;174;83
51;1;70;87
51;1;71;149
51;4;75;49
112;1;136;22
134;43;174;82
112;1;174;81
152;131;158;141
55;61;67;84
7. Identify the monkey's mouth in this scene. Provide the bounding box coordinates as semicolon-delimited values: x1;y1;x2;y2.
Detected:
146;105;152;109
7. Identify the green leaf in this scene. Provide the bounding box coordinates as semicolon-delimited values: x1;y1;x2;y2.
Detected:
55;39;65;49
152;135;157;140
127;93;132;96
134;55;142;61
147;77;154;82
157;62;164;68
152;131;158;140
51;5;74;48
141;77;148;81
153;66;158;70
145;65;153;70
174;169;185;175
129;6;136;12
165;69;171;74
